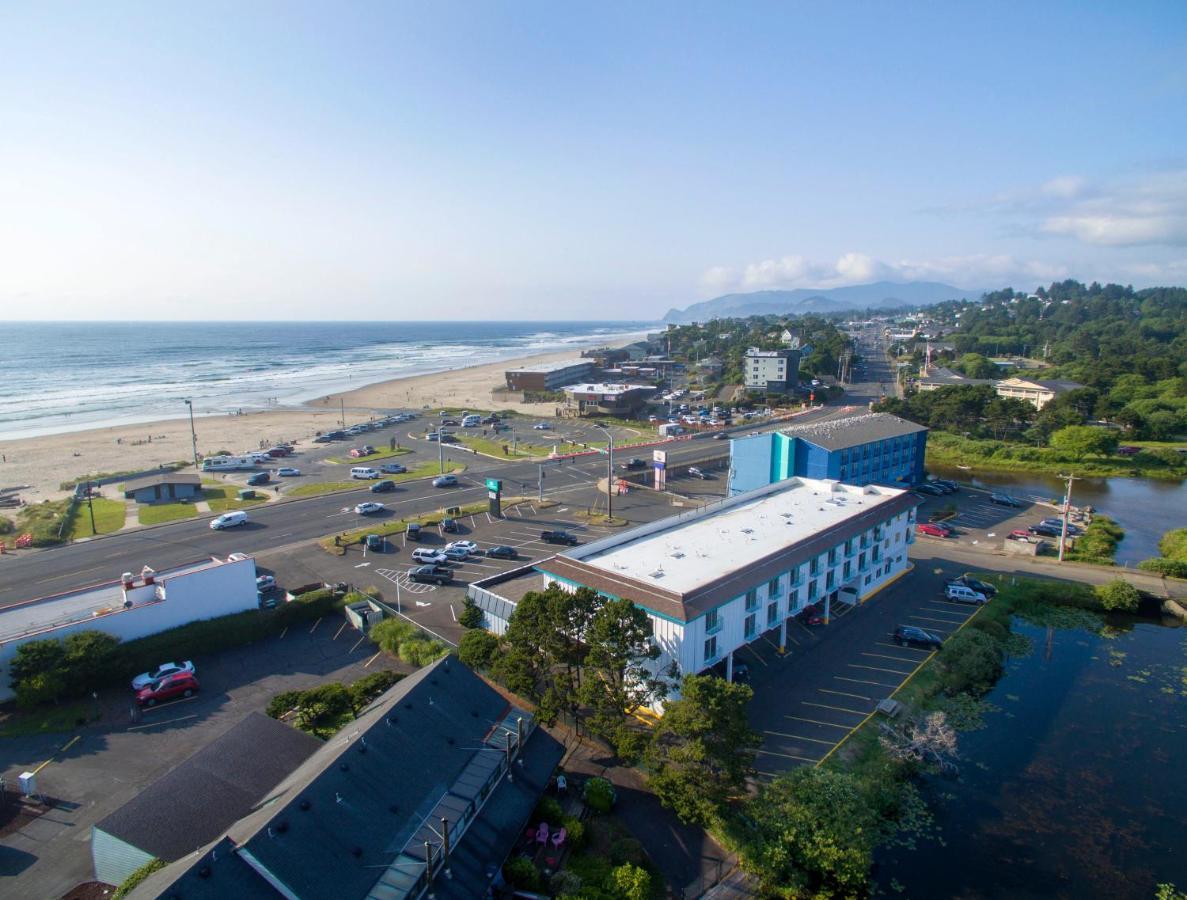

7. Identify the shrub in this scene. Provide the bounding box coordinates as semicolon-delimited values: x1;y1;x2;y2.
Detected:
0;515;13;535
560;814;586;850
936;629;1003;696
113;858;167;899
583;776;616;813
1139;558;1187;578
550;870;583;897
609;835;645;867
266;690;305;719
533;796;564;825
398;636;448;667
1095;579;1141;612
611;863;652;900
458;599;483;629
348;670;402;711
969;617;1009;643
457;630;499;670
370;618;417;655
503;856;541;891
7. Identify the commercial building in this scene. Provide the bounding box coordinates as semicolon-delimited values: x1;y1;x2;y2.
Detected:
728;412;928;494
0;556;258;702
130;657;563;900
503;359;595;392
915;366;994;392
92;712;321;886
469;478;920;697
561;382;655;417
994;376;1083;410
743;348;801;393
123;472;203;503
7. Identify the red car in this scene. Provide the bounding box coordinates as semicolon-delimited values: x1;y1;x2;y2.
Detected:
916;522;952;538
136;672;200;707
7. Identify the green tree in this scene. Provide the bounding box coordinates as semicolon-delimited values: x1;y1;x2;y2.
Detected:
579;597;664;748
458;598;483;629
645;674;760;825
1095;579;1141;612
63;631;121;685
936;628;1003;696
1050;425;1119;459
9;638;66;690
457;629;500;670
610;863;651;900
744;767;877;897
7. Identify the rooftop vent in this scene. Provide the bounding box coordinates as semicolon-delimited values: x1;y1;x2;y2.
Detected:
741;527;754;534
670;551;685;559
649;567;665;579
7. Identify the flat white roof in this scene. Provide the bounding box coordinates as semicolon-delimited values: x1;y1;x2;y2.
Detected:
574;478;908;593
562;383;653;395
0;558;236;643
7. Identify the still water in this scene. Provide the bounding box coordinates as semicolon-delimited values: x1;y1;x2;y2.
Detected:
928;465;1186;565
876;618;1187;898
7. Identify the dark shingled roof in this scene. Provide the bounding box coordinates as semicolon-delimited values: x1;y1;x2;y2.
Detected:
778;412;927;451
123;472;202;492
132;657;562;900
95;712;320;861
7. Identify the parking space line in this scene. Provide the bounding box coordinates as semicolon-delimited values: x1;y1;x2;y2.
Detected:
129;713;198;731
862;651;920;663
875;641;929;653
364;651;381;667
785;715;851;729
763;729;836;746
920;605;970;617
819;687;874;701
848;663;913;676
755;748;821;763
803;701;868;715
743;644;769;666
835;675;896;688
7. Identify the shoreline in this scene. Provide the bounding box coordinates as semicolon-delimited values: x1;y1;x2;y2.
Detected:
0;332;649;503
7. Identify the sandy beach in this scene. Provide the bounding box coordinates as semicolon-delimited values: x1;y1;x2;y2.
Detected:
0;337;647;503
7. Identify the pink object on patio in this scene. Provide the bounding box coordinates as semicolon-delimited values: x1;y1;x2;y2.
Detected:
551;826;567;848
536;822;550;844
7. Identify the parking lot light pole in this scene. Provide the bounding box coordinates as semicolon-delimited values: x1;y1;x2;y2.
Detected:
439;435;445;474
183;399;198;469
593;424;614;520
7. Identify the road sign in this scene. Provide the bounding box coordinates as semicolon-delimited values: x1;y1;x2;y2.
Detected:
653;450;667;464
485;478;502;492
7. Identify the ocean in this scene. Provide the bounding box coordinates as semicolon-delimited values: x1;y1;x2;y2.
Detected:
0;321;654;441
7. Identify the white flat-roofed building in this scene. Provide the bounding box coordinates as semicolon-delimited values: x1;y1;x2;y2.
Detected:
469;478;920;705
561;382;655;416
0;556;258;701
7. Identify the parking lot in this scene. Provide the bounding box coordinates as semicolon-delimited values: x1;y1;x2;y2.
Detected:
737;560;984;776
910;483;1064;551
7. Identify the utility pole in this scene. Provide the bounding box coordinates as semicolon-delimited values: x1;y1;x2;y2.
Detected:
439;435;445;474
593;424;614;521
538;464;544;502
86;481;96;533
183;399;198;468
1057;473;1076;563
339;398;345;428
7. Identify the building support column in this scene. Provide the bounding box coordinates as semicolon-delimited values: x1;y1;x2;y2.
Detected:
778;616;788;654
725;650;734;682
823;592;831;625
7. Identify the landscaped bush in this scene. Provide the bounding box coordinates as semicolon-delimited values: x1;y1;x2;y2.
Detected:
457;629;499;669
503;856;542;891
458;598;483;629
559;814;586;850
1095;579;1141;612
370;617;449;668
0;515;13;535
533;795;564;825
583;776;616;813
348;669;402;710
936;629;1004;696
1139;558;1187;578
611;862;652;900
113;858;167;899
9;631;122;707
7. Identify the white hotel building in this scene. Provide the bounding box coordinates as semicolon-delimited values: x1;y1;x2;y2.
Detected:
469;477;921;697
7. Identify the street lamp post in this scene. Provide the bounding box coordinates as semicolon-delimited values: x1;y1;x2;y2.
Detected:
183;399;198;468
593;424;614;521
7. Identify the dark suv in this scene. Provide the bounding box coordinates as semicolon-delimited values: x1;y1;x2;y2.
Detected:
894;625;943;651
541;530;579;546
408;565;452;586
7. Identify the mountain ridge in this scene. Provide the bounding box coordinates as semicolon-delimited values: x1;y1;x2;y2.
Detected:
663;281;982;323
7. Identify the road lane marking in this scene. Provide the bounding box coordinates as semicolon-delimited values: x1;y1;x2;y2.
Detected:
875;641;928;653
802;704;866;720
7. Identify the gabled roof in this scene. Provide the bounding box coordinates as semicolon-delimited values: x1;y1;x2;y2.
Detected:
95;712;320;861
123;472;202;491
997;377;1083;393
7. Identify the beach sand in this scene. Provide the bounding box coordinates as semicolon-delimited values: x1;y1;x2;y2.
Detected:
0;338;646;503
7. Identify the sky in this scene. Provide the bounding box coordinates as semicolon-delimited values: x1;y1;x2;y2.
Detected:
1;1;1186;321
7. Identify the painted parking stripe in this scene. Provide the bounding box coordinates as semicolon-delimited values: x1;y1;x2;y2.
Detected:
909;615;960;626
819;687;874;701
755;748;820;763
785;715;852;729
835;675;897;688
803;701;868;716
848;663;913;676
875;641;931;653
862;651;921;663
763;729;836;746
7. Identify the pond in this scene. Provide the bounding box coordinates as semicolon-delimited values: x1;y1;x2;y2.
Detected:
875;617;1187;898
927;465;1186;565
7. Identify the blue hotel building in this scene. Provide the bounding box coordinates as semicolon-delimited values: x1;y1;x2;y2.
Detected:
729;412;928;495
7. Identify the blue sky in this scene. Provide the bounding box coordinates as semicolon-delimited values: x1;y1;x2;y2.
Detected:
2;1;1185;320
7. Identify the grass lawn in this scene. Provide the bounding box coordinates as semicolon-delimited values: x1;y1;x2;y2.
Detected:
0;700;93;738
204;484;273;512
320;495;521;550
287;481;361;498
67;497;127;538
290;462;463;498
324;447;413;465
456;435;550;459
138;501;199;525
926;432;1187;479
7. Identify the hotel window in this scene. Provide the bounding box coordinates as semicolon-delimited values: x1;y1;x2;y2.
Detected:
809;557;819;576
844;538;854;556
843;560;851;579
826;571;835;590
768;576;781;596
744;614;757;639
827;548;837;566
859;551;868;570
704;636;718;662
745;589;758;611
788;587;799;608
872;545;881;562
705;608;721;634
808;580;818;600
790;566;802;586
767;601;778;625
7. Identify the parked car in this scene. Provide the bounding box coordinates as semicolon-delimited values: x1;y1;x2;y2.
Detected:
913;482;945;496
364;533;385;550
446;540;479;555
411;548;448;564
246;471;270;486
930;479;959;492
370;480;396;493
1039;518;1083;535
486;545;518;560
137;672;200;707
687;466;711;479
730;662;750;684
440;419;460;427
946;575;998;597
893;625;943;651
433;475;458;488
533;422;551;430
441;517;459;533
1028;523;1063;538
408;565;452;586
209;511;248;530
713;432;729;439
989;492;1022;507
541;529;579;545
131;660;195;691
944;583;990;604
1006;529;1035;542
354;501;385;515
380;463;407;474
313;434;333;443
1117;445;1142;457
275;466;301;477
442;546;470;561
916;522;952;538
620;458;646;470
256;574;277;592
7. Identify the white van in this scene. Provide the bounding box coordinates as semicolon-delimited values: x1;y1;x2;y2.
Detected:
351;467;380;479
944;584;988;604
461;415;481;428
209;511;248;530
